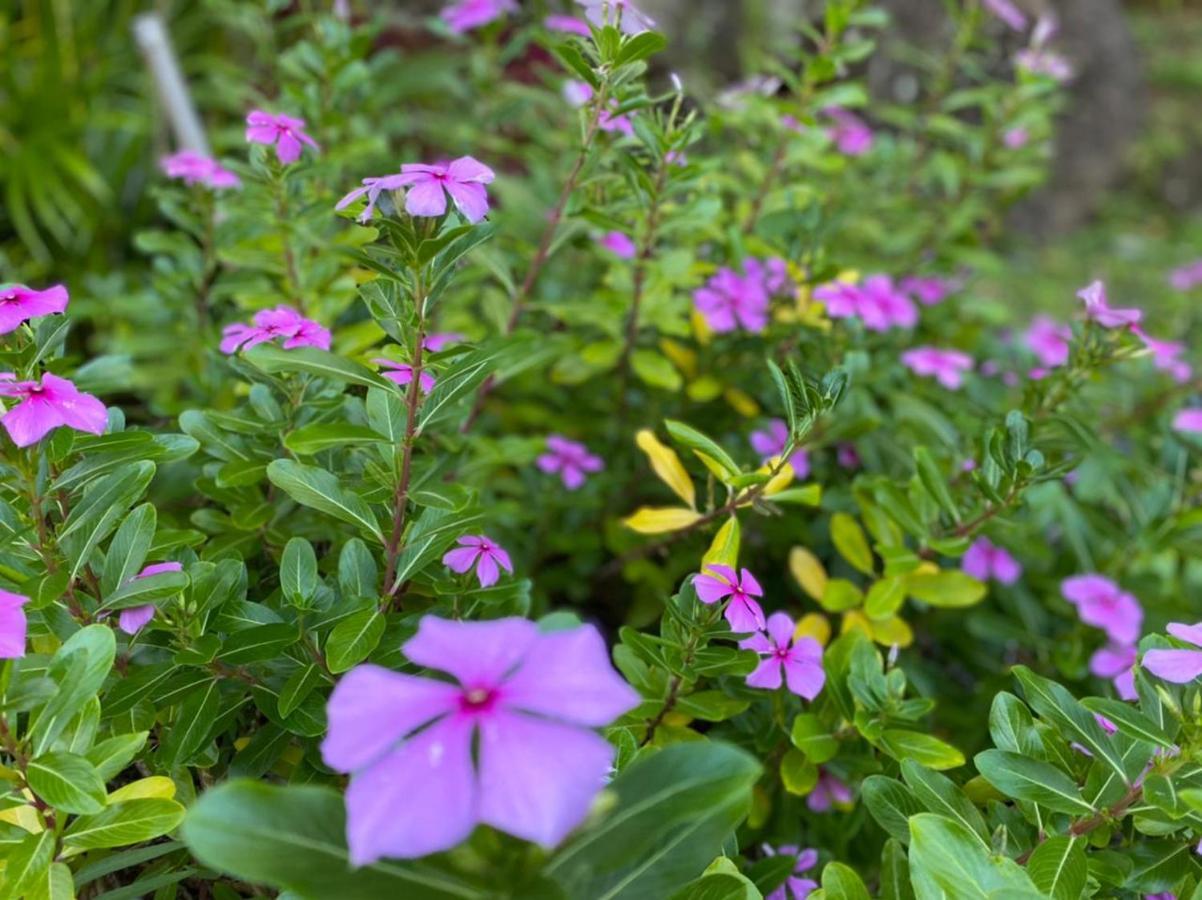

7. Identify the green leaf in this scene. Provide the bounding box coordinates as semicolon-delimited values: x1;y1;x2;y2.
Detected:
880;731;964;771
158;680;221;768
668;857;760;900
284;424;388;455
281;537;318;604
278;665;326;718
905;571;986;608
245;345;393;390
58;462;156;577
339;538;379;600
790;714;839;763
864;577;906;619
1026;836;1087;900
821;862;871;900
907;814;1042;898
27;751;106;815
615;30;667;66
267;460;384;542
325;609;385;674
631;350;683;391
664;420;741;480
86;733;149;781
217;624;299;664
989;692;1039;755
862;776;925;844
545;742;761;900
182;781;486;898
99;568;188;612
0;830;55;900
913;448;960;523
973;750;1094;815
830;513;874;576
879;839;915;900
779;748;818;796
900;760;989;847
64;799;186;851
100;503;156;596
389;506;485;592
1081;697;1175;749
29;625;116;756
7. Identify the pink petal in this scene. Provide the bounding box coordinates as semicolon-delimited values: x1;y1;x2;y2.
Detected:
444;181;490;223
783;657;826;700
0;600;28;658
404;179;448;218
725;595;766;633
475;553;500;588
321;664;460;773
765;612;795;647
443;546;483;575
403;616;538;687
738;568;763;597
961;539;992;581
501;626;640;726
447;156;496;184
560;465;586;490
345;715;477;864
276;131;302;164
118;605;156;635
1166;622;1202;648
1143;649;1202;685
3;396;61;447
489;546;513;574
990;548;1022;585
738;633;772;654
477;710;614;847
43;374;107;436
693;574;734;605
745;657;783;690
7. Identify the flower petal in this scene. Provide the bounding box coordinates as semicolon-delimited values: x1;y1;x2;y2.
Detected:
403;616;538;687
783;657;826;700
1143;649;1202;685
745;657;783;690
404;179;448;218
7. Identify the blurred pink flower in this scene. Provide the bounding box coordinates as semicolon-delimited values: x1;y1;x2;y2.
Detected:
336;174;410;223
694;267;769;334
1025;315;1071;368
441;0;517;32
1174;408;1202;434
1015;48;1073;82
160;151;241;189
1062;574;1143;645
0;590;30;658
578;0;655;35
537;435;604;489
693;564;766;633
443;535;513;587
1169;260;1202;291
899;275;951;306
901;347;974;389
837;443;861;470
807;769;852;812
1003;127;1030;149
544;14;591;35
0;373;107;447
1090;643;1137;700
0;283;69;334
739;612;825;699
824;108;873;156
983;0;1028;31
375;359;435;394
424;332;465;352
750;419;809;478
962;538;1022;585
245;110;319;164
598;231;637;259
762;845;819;900
1133;327;1191;383
815;276;916;332
1078;280;1141;328
221;306;331;354
392;157;496;224
1144;622;1202;684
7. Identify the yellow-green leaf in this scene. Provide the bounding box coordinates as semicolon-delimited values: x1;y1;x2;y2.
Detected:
780;748;818;796
864;577;906;619
820;578;863;612
789;547;828;601
906;570;987;608
831;512;874;576
702;517;740;568
635;430;695;508
622;507;703;534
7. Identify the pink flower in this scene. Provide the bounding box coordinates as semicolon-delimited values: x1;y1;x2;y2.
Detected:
1062;575;1143;645
1025;315;1072;368
442;535;513;588
762;845;819;900
1015;48;1073;82
117;561;184;636
901;347;974;389
899;275;951;306
0;373;107;447
335;174;410;224
814;276;916;332
562;82;634;134
424;332;465;352
537;435;604;489
962;538;1022;585
160;151;241;190
598;107;635;136
1169;260;1202;292
578;0;655;35
1090;643;1137;700
807;769;852;812
220;306;331;354
245;110;319;164
392;157;495;224
0;590;30;658
744;258;793;296
693;564;766;633
441;0;517;32
750;419;809;478
740;612;825;699
1078;280;1141;328
563;80;595;108
0;283;69;334
983;0;1028;31
598;231;637;259
1134;328;1191;383
374;359;436;394
1144;623;1202;684
824;107;873;156
693;267;769;334
1174;409;1202;434
544;14;591;35
1003;127;1030;149
837;443;861;470
322;616;640;863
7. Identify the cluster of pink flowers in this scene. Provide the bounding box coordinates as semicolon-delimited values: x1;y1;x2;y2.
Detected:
443;535;513;588
762;845;819;900
322;616;639;863
0;373;108;447
1063;574;1143;699
220;306;331;354
245;110;319;164
901;347;974;389
693;258;790;334
0;589;29;658
160;151;241;190
962;537;1022;585
537;435;604;490
813;275;918;332
338;157;496;225
441;0;516;32
1169;259;1202;292
750;419;809;478
0;283;69;334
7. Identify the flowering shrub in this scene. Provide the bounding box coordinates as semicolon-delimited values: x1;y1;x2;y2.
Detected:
2;1;1202;898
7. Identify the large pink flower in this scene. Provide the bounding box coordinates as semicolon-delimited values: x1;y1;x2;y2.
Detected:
443;535;513;588
537;435;604;490
0;283;69;334
693;564;766;633
392;157;496;224
322;616;639;864
1061;574;1143;645
1144;623;1202;684
740;613;825;699
0;589;30;658
220;306;331;354
0;373;107;447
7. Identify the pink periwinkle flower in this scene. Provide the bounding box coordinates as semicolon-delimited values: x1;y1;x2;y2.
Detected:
578;0;655;35
1003;127;1030;149
160;151;241;190
1015;48;1073;82
744;258;793;297
814;276;917;332
824;107;873;156
983;0;1028;31
118;561;184;635
1025;315;1072;368
1169;260;1202;292
220;306;331;354
694;267;769;334
544;14;591;35
899;275;951;307
0;283;69;334
1174;409;1202;434
537;435;604;490
1062;574;1143;645
442;536;514;588
749;419;809;478
962;537;1022;585
424;332;465;352
762;845;819;900
441;0;517;32
1090;642;1137;700
1078;280;1141;329
598;107;635;136
375;359;436;395
807;769;852;812
901;347;974;389
1144;623;1202;684
335;174;410;224
245;110;319;164
740;612;825;699
0;589;30;659
693;564;766;633
322;616;640;864
391;157;496;224
0;373;107;447
1133;327;1192;383
598;231;637;259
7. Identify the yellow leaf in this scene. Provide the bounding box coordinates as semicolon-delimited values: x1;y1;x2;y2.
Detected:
622;507;703;534
108;776;176;804
659;339;697;379
703;517;740;568
794;612;831;646
789;547;828;601
869;616;914;648
233;736;251;752
691;309;713;344
663;711;693;727
693;450;733;481
0;804;42;833
724;387;760;418
686;375;723;402
830;512;875;576
635;430;695;508
842;609;873;638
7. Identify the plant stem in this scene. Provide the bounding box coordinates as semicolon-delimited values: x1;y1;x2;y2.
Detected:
275;177;306;314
